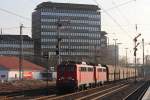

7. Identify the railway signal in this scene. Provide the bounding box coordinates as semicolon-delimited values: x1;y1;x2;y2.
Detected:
56;19;62;64
56;18;70;64
133;33;141;82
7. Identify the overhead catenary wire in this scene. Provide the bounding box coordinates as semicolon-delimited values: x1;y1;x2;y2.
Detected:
111;0;136;36
93;0;134;39
111;0;133;26
2;27;20;30
105;0;136;12
0;7;31;21
1;26;31;30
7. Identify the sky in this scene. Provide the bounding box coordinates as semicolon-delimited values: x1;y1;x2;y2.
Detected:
0;0;150;63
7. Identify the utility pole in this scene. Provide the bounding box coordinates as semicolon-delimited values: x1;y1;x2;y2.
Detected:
46;58;49;95
56;19;62;65
113;38;118;81
142;38;145;78
125;48;128;79
133;33;141;82
19;24;24;80
142;38;144;65
94;45;97;64
68;34;71;57
125;48;128;67
67;23;71;60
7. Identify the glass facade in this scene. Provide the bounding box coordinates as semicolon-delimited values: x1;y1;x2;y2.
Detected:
0;35;34;56
32;2;104;61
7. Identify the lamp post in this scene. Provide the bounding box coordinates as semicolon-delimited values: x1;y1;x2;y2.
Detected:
142;39;144;65
125;48;128;67
117;43;122;65
125;48;128;79
142;38;144;78
56;19;62;65
113;38;122;81
116;43;122;79
113;39;118;81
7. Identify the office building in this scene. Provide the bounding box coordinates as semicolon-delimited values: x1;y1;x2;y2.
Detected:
32;2;105;63
0;35;33;57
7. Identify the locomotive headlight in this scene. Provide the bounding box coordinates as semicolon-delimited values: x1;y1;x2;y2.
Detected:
68;77;74;80
67;77;72;80
71;78;75;80
59;77;64;80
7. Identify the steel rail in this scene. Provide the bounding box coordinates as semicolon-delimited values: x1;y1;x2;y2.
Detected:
123;82;147;100
48;82;128;100
76;84;129;100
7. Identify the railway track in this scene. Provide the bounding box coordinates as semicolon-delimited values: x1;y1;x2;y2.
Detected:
2;79;145;100
1;85;56;100
35;94;57;100
76;83;129;100
95;80;146;100
35;80;129;100
123;81;150;100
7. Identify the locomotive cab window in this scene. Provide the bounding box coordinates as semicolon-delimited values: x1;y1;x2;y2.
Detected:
98;68;102;72
66;64;76;72
80;67;87;72
103;69;106;72
88;67;93;72
59;64;76;72
59;65;65;72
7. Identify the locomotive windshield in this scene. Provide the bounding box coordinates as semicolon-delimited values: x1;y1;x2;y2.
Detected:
66;64;76;72
59;65;65;72
58;64;76;72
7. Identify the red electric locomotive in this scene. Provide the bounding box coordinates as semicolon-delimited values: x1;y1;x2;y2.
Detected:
94;64;107;86
57;61;95;91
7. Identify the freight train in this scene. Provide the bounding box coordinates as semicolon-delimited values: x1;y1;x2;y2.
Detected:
56;61;138;91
